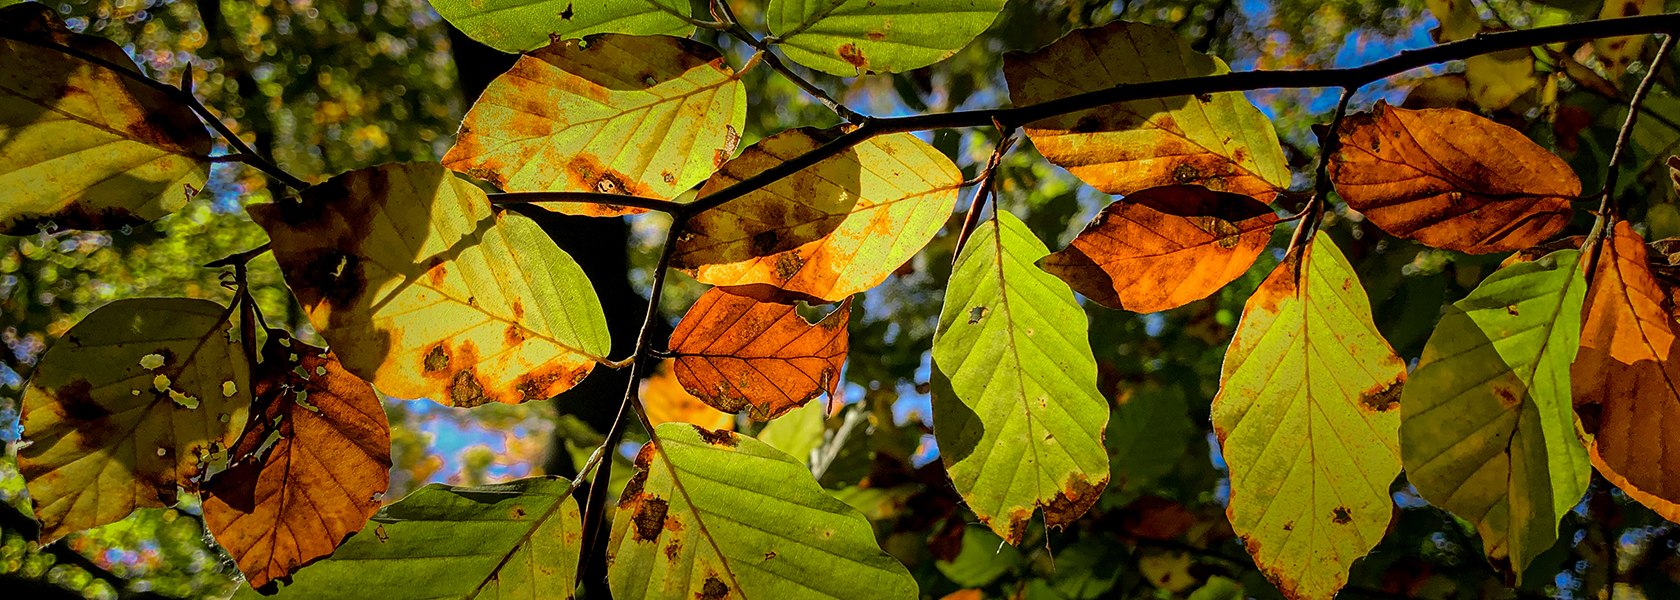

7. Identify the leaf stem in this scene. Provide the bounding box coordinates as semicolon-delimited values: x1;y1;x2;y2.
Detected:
711;0;867;124
951;125;1017;262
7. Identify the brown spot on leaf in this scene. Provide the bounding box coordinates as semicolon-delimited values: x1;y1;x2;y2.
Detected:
866;31;886;41
632;496;668;542
774;252;805;282
1505;304;1519;316
423;345;450;373
1360;380;1401;412
692;425;737;447
504;324;526;346
1042;475;1106;529
1172;163;1202;184
1006;509;1031;545
698;576;730;600
837;43;867;70
449;370;489;407
763;550;777;560
664;540;681;561
1493;384;1521;409
1332;506;1352;524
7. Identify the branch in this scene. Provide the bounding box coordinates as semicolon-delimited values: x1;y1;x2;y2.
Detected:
1586;33;1674;278
681;13;1680;217
487;191;691;214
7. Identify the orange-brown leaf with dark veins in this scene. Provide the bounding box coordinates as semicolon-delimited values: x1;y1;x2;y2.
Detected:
1039;185;1279;313
1572;222;1680;522
202;334;392;591
669;288;850;421
1329;101;1577;253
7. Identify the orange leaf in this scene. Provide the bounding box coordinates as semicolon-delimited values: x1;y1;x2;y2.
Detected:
641;359;735;432
1573;222;1680;522
1329;101;1577;253
1039;185;1278;312
203;334;392;591
669;288;850;420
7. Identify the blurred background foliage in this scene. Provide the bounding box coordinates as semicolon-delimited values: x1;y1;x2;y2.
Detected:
4;0;1680;598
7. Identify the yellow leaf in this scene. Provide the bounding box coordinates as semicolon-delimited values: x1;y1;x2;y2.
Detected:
641;360;735;432
1595;0;1663;76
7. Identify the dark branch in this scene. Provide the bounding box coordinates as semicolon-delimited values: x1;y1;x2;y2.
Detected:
487;191;690;214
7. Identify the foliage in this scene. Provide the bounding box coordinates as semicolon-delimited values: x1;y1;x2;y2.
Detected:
7;0;1680;599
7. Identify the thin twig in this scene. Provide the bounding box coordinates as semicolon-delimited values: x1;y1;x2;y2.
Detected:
951;126;1017;262
487;191;690;214
712;0;866;124
204;242;273;268
1586;33;1675;277
680;13;1680;218
1286;86;1356;262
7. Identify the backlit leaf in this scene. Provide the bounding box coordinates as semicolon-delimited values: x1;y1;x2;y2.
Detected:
244;477;581;599
1213;234;1405;600
674;129;962;303
0;4;211;234
669;287;850;421
19;298;251;541
443;34;745;217
249;162;611;407
1003;21;1290;201
1594;0;1662;76
203;334;392;591
1039;185;1279;313
1424;0;1536;110
607;424;917;600
1401;249;1591;575
1329;102;1577;253
1573;221;1680;522
428;0;693;53
756;399;827;466
931;211;1109;545
765;0;1008;76
642;359;736;432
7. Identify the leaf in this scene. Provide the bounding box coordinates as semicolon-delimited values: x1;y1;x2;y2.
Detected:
202;334;392;591
18;298;251;541
756;400;827;466
1594;0;1662;76
1400;249;1591;575
241;477;581;599
642;359;736;433
931;211;1109;545
673;129;962;303
1329;101;1577;254
669;287;850;420
0;4;211;234
443;34;745;217
1423;0;1536;110
1003;21;1290;201
765;0;1008;76
1039;185;1279;313
1572;221;1680;522
607;423;917;600
249;162;611;407
427;0;693;53
1212;234;1405;600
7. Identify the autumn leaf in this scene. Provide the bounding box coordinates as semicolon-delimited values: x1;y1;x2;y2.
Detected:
1329;101;1577;254
668;287;849;420
1424;0;1536;110
242;477;582;599
1213;234;1405;600
1595;0;1663;76
674;129;963;303
608;424;917;600
203;334;391;591
19;298;250;541
932;212;1109;545
1573;221;1680;522
249;162;611;407
1039;185;1279;313
0;3;211;234
428;0;693;53
766;0;1008;76
1401;249;1591;576
1003;20;1290;201
642;359;735;432
443;34;744;217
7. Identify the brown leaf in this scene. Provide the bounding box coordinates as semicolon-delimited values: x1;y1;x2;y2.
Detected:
1329;101;1577;253
1572;222;1680;522
202;334;392;591
669;288;850;421
641;359;735;432
1039;185;1278;313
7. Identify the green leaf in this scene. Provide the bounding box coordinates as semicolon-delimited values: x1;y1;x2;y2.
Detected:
931;211;1109;545
757;399;827;466
608;423;917;600
1107;384;1194;505
766;0;1008;76
249;163;611;407
19;298;251;541
935;526;1019;588
1401;249;1591;576
243;477;581;598
428;0;694;53
1213;234;1405;600
0;4;211;234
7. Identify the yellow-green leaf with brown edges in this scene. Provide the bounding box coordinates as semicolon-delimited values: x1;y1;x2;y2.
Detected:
443;34;744;217
249;162;611;407
1213;234;1404;600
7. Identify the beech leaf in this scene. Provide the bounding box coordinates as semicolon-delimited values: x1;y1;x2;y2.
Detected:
932;212;1109;544
1401;249;1591;576
1003;20;1290;201
766;0;1008;76
1039;185;1279;313
203;334;392;591
443;34;745;216
669;287;850;421
249;162;611;407
1595;0;1662;76
428;0;693;53
1329;101;1577;253
642;359;736;433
